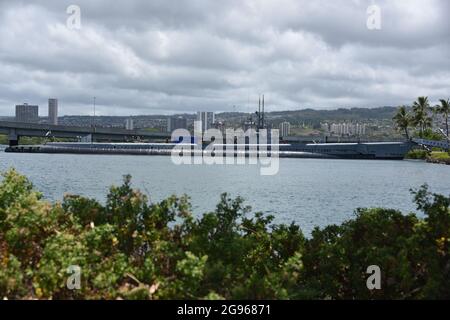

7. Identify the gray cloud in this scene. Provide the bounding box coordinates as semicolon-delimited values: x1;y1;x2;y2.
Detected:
0;0;448;116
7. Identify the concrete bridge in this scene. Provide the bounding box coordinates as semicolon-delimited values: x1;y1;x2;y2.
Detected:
0;121;171;146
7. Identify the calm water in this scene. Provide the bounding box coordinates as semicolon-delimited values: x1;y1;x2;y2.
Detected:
1;151;449;234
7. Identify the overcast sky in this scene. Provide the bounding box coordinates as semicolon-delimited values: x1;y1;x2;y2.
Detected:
0;0;448;116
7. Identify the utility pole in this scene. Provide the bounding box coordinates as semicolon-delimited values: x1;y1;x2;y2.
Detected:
262;94;265;129
257;96;261;131
93;96;96;131
90;96;96;144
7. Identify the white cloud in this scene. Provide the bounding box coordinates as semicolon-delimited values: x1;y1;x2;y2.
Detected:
0;0;448;116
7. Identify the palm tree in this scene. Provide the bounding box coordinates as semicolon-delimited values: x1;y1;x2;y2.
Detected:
393;106;411;140
435;99;450;138
412;96;433;138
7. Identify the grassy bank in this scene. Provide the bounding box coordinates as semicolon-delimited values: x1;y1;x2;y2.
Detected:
427;151;450;164
0;134;78;146
406;148;450;164
0;169;449;300
0;135;52;146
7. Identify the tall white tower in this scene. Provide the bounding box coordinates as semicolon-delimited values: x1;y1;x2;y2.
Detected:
48;98;58;125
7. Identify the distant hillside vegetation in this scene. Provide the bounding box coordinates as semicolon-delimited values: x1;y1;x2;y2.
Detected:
217;106;397;126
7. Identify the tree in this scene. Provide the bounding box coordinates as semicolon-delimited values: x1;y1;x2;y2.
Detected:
412;96;433;138
393;106;411;140
435;99;450;138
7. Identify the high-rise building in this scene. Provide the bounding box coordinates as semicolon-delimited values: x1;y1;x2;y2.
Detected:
125;118;134;130
48;98;58;125
15;103;39;123
167;116;187;133
279;121;291;138
196;111;215;132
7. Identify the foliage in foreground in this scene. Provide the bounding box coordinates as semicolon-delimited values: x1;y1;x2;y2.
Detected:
0;169;449;300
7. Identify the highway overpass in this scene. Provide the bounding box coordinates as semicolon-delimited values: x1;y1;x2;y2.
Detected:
0;121;171;146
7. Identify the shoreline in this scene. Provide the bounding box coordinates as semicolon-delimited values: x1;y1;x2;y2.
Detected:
426;157;450;165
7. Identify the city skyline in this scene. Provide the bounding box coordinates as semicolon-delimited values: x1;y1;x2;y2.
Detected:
0;99;403;119
0;0;448;116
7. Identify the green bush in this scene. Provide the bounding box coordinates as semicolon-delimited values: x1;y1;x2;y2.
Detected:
413;128;444;141
430;152;450;161
0;169;449;299
406;149;429;159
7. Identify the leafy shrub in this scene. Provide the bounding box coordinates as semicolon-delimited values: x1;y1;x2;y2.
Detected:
0;169;449;299
406;149;429;159
413;128;444;141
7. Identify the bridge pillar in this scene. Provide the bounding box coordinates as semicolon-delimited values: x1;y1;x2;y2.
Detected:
80;134;92;142
9;140;18;147
8;129;19;146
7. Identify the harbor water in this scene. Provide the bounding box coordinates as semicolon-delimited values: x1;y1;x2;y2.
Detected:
1;151;449;235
